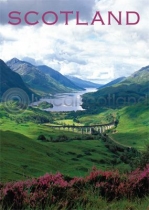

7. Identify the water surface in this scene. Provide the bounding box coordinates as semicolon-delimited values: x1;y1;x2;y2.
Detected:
32;88;97;112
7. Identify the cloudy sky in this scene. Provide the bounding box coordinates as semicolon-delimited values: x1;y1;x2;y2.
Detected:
0;0;149;84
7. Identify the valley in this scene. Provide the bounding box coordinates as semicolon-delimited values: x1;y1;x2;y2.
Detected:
0;103;133;182
0;93;148;182
0;59;149;209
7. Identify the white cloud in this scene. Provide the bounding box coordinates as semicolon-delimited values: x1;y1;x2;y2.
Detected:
0;0;149;84
0;0;95;25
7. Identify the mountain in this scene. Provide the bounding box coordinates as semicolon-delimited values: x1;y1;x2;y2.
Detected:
121;65;149;85
6;58;83;95
82;65;149;111
98;77;126;89
37;65;84;90
65;75;102;88
0;59;34;100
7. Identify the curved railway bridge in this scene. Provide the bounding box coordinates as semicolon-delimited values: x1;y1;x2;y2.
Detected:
44;122;115;134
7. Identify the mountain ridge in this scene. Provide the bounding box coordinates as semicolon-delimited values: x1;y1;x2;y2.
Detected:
82;65;149;111
6;58;83;94
38;65;83;90
98;77;126;89
65;75;102;88
0;59;35;100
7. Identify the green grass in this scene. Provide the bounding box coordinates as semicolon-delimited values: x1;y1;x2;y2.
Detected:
79;108;117;125
37;101;53;109
0;130;131;182
0;100;148;183
110;102;149;150
73;196;149;210
76;101;149;150
50;196;149;210
55;119;83;126
0;104;83;140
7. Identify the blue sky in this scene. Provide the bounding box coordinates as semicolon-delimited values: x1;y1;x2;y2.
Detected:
0;0;148;84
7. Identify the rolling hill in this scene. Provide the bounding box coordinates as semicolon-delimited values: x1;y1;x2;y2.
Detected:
110;99;149;150
0;126;131;182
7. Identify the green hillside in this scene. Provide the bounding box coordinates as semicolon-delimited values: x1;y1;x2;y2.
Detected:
1;129;132;182
123;65;149;84
110;100;149;150
76;100;149;150
1;102;140;182
0;103;148;209
82;65;149;111
98;77;126;89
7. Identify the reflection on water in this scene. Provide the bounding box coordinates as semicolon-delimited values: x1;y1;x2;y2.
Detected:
31;88;97;112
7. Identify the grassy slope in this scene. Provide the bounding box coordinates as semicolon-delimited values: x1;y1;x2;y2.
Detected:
0;104;132;182
0;104;149;209
0;130;130;183
78;108;117;125
78;101;149;150
54;119;84;126
0;100;148;182
110;101;149;150
0;116;85;140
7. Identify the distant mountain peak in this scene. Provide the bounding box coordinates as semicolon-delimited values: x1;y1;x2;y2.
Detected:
8;58;21;63
0;59;5;64
65;75;102;88
6;58;83;94
7;58;33;66
38;65;84;90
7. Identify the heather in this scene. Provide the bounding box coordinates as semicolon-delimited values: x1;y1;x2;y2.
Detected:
0;165;149;210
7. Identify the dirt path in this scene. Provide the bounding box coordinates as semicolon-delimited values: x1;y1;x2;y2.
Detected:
106;134;131;148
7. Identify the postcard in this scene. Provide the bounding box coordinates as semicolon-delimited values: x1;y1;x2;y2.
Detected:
0;0;149;209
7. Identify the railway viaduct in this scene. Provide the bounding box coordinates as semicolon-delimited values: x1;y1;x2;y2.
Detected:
45;122;115;134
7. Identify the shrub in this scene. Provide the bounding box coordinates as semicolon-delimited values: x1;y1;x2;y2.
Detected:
37;134;46;141
55;135;68;142
0;166;149;209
